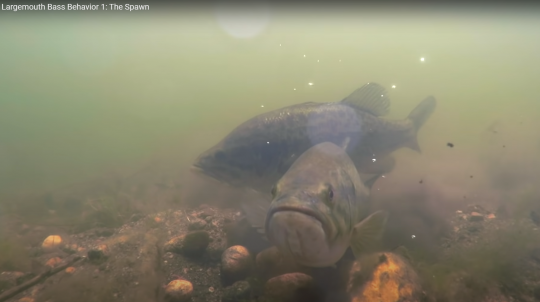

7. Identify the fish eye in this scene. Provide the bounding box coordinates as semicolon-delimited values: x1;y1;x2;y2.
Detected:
271;185;277;197
328;186;334;201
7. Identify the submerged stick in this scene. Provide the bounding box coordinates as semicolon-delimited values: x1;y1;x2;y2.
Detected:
0;256;83;302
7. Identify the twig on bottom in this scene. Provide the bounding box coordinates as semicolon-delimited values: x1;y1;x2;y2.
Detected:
0;255;83;302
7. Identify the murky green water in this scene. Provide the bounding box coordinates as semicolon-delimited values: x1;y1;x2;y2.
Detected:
1;5;539;204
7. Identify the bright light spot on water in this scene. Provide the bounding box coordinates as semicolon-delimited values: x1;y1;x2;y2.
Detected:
317;60;319;62
372;158;376;162
308;83;313;86
303;54;306;57
381;95;384;97
293;88;296;90
392;85;396;89
214;3;271;39
261;105;264;107
339;60;341;62
267;142;269;144
279;44;281;46
420;57;425;62
382;175;385;178
412;235;416;239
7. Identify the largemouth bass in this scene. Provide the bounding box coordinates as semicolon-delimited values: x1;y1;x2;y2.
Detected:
193;82;436;193
242;142;388;268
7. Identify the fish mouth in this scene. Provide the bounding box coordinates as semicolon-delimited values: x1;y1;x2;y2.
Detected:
266;205;330;236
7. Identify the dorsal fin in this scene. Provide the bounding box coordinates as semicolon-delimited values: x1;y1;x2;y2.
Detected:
340;82;391;116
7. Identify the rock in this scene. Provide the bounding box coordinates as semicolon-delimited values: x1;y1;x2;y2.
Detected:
256;246;292;279
469;212;484;222
221;245;253;285
164;279;193;302
45;257;62;267
87;244;110;262
18;297;35;302
347;252;422;302
222;280;251;302
188;218;207;231
264;273;316;302
42;235;62;250
65;266;76;274
164;231;210;257
486;213;496;219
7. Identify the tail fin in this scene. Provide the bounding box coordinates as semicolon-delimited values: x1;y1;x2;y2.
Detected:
404;96;437;153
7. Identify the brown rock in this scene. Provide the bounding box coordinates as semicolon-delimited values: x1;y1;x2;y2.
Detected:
264;273;316;302
65;266;76;274
486;213;496;219
221;245;253;285
164;231;210;257
18;297;35;302
164;279;193;302
256;246;295;279
347;252;422;302
469;212;484;221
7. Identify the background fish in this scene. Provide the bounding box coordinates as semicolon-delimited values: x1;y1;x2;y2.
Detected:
192;82;436;194
242;142;388;268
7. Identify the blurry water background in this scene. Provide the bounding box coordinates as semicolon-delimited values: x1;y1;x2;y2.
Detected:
1;4;539;215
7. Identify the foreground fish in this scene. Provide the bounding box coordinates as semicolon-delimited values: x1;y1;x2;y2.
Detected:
193;82;436;193
243;142;388;268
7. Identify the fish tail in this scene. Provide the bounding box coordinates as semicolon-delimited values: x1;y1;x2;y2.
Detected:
404;96;437;152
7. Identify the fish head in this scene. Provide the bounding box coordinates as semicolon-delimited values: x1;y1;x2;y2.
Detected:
264;142;365;267
191;141;248;186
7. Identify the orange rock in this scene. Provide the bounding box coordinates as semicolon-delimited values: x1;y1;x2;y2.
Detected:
154;217;162;223
45;257;62;267
42;235;62;249
18;297;35;302
65;267;76;274
348;253;422;302
164;279;193;302
487;213;496;219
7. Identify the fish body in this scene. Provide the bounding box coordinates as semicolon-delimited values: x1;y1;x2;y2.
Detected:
243;142;388;267
193;83;436;193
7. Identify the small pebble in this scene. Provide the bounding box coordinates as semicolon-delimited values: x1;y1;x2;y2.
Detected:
65;267;76;274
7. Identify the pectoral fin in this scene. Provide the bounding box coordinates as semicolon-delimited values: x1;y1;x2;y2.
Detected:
240;189;271;236
350;210;388;259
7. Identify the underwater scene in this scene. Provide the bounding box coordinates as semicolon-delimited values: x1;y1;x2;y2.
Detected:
1;3;540;302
